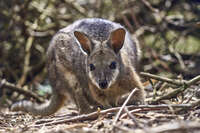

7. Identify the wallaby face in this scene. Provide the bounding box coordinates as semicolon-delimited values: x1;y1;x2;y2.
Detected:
87;49;119;89
74;28;126;90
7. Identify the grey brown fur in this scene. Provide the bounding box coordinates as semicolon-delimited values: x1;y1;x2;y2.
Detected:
11;18;145;116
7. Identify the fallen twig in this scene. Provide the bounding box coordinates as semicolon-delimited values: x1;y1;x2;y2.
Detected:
33;99;200;127
120;108;142;119
152;86;187;103
0;79;43;103
141;72;200;103
18;33;35;86
113;88;138;125
140;72;185;86
121;108;143;128
33;108;114;127
140;72;200;87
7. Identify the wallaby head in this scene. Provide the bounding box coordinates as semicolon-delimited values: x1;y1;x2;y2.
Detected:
74;28;126;90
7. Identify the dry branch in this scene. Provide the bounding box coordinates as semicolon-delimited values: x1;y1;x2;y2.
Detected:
33;99;200;127
141;73;200;86
141;72;200;103
0;79;43;103
18;36;34;86
140;72;185;86
113;88;138;125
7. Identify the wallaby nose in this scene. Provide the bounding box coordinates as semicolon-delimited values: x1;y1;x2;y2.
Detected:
99;80;108;89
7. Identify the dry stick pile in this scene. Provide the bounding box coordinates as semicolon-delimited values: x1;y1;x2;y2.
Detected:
33;103;199;127
140;72;200;103
31;73;200;129
1;72;200;132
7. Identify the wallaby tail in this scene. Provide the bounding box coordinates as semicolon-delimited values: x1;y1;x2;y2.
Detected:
11;93;66;116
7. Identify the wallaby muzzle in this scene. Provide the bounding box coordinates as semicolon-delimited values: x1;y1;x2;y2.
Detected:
99;80;108;89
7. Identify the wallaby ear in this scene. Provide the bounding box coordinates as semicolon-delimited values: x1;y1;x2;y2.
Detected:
74;31;91;55
109;28;126;53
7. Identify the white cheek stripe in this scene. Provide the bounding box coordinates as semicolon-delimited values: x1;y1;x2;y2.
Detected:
107;69;119;88
89;72;100;89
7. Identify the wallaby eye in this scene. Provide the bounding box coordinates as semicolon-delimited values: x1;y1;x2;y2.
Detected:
89;64;95;71
109;61;117;69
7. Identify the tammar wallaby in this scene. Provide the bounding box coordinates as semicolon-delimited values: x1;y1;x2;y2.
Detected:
11;18;145;116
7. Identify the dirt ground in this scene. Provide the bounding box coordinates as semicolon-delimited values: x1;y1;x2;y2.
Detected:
1;85;200;133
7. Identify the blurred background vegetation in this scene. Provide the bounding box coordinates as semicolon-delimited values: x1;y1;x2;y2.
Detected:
0;0;200;88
